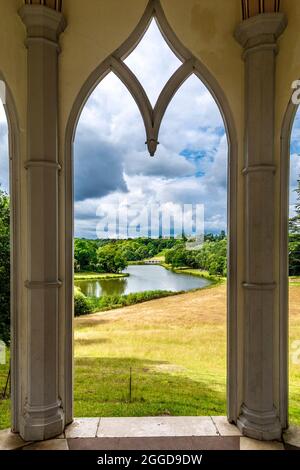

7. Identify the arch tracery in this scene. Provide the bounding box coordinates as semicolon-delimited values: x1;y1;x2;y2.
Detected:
65;0;238;425
69;0;231;157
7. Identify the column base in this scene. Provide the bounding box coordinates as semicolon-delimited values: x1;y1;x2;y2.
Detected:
237;404;282;441
19;401;64;441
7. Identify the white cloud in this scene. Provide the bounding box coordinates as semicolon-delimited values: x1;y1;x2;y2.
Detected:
290;152;300;215
0;102;9;193
74;25;230;237
124;19;182;105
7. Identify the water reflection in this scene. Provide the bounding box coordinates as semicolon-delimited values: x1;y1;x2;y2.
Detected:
75;265;210;298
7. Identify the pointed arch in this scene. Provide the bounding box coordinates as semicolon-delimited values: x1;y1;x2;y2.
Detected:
0;72;21;432
65;0;238;159
64;0;239;423
279;98;299;428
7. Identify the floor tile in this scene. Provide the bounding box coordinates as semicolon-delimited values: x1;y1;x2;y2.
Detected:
211;416;242;436
65;418;100;438
23;439;69;450
0;429;28;451
68;436;240;450
283;425;300;448
240;437;284;450
97;417;217;438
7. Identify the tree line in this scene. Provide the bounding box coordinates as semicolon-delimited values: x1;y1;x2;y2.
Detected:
1;178;300;344
74;237;179;273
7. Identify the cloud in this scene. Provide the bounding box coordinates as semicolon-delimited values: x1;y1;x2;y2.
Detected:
290;152;300;214
0;22;298;241
124;19;182;105
74;25;230;237
123;145;196;178
0;103;9;193
74;136;128;201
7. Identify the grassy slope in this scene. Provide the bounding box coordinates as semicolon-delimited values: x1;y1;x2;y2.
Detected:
74;283;300;423
74;272;128;280
1;282;299;429
74;285;227;418
162;265;222;284
0;350;10;429
289;283;300;423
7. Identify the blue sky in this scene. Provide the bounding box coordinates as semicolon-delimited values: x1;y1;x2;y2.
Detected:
0;19;299;238
74;20;227;238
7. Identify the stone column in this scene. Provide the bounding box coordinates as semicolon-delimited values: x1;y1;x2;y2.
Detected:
19;5;66;441
235;13;287;440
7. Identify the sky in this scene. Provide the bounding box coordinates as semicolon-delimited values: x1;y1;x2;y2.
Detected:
74;20;227;239
0;19;299;238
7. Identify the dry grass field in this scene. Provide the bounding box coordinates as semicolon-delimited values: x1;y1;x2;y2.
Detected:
1;283;299;429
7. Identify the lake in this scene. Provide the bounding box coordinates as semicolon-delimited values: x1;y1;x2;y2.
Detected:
75;265;210;297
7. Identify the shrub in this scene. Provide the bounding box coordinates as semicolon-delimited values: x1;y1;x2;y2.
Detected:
0;189;10;345
75;290;177;316
74;287;92;316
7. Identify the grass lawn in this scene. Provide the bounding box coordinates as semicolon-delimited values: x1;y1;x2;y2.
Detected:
74;272;128;280
0;350;10;430
288;283;300;423
74;285;227;418
1;282;300;429
164;266;222;284
74;283;300;424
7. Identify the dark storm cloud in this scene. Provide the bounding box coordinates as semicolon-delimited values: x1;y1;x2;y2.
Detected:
74;138;128;202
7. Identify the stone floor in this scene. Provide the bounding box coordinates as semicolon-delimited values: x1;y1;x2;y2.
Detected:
0;417;299;451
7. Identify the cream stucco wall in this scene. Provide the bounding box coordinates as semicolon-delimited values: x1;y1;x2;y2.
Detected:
59;0;244;148
276;0;300;135
0;0;299;431
57;0;246;416
0;0;26;129
274;0;300;411
59;0;148;135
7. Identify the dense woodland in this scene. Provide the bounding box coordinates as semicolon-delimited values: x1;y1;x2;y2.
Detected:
0;179;300;342
74;232;227;275
0;189;10;345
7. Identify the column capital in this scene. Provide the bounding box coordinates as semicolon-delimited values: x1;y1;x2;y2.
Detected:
235;13;287;51
19;4;66;43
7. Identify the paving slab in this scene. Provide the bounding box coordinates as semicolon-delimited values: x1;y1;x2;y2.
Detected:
65;418;100;438
240;437;284;450
23;439;69;451
68;436;240;450
0;429;28;451
283;425;300;448
97;416;218;438
211;416;242;436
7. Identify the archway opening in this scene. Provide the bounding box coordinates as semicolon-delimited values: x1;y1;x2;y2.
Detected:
72;17;229;420
0;94;11;430
289;106;300;426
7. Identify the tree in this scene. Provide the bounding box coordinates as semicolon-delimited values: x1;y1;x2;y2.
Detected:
289;178;300;275
74;238;98;272
289;178;300;234
0;188;10;345
96;244;128;273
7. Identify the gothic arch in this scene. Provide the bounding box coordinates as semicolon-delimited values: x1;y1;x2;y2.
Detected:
64;0;239;423
0;72;21;432
279;97;299;427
